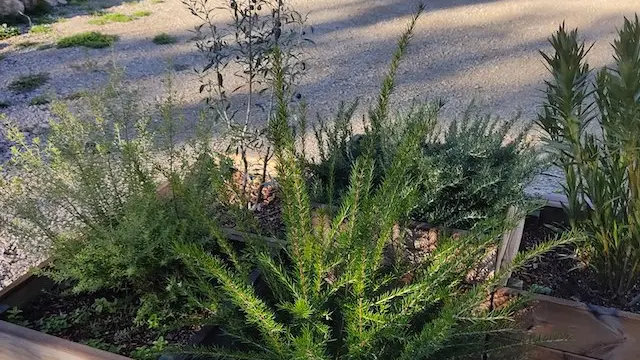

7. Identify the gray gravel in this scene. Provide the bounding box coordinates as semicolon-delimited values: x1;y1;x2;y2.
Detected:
1;0;637;289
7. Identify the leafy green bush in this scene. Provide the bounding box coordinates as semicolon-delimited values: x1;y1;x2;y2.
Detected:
172;16;567;358
57;31;117;48
309;101;542;229
538;16;640;305
0;23;20;40
415;111;542;228
0;70;246;296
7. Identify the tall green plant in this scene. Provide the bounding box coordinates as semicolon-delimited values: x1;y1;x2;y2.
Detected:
538;16;640;304
172;8;567;359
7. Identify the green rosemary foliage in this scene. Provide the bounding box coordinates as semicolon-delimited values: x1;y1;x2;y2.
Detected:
415;108;543;228
172;7;567;359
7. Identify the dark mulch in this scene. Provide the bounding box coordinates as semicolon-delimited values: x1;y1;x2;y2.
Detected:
514;217;640;313
6;285;199;358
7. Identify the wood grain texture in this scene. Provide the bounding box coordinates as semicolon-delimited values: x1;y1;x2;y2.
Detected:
0;321;131;360
496;206;525;285
517;291;640;360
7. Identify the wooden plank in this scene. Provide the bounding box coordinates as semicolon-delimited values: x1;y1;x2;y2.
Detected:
495;206;525;285
0;320;131;360
0;259;50;300
532;346;600;360
512;290;640;359
0;259;54;313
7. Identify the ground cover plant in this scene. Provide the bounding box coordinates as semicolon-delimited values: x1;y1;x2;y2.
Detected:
537;15;640;307
0;23;19;39
152;32;176;45
57;31;117;48
88;10;151;25
30;24;52;34
29;94;51;105
7;73;49;93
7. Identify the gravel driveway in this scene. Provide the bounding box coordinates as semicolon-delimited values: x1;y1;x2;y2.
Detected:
0;0;637;289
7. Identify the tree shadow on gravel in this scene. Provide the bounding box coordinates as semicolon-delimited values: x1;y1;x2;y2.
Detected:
0;0;632;149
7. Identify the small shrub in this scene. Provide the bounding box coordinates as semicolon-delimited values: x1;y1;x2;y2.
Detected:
88;11;151;25
30;24;52;34
8;73;49;93
152;33;176;45
0;100;10;108
57;32;117;48
29;95;51;105
309;103;542;229
538;16;640;305
414;111;543;228
0;23;20;40
1;70;247;299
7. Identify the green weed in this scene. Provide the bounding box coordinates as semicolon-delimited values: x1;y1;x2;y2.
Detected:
37;43;55;50
30;24;52;34
152;33;176;45
30;95;51;106
88;11;151;25
0;23;20;40
57;32;117;49
8;73;50;93
64;90;89;100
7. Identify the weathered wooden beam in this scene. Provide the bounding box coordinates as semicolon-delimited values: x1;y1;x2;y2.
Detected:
0;320;131;360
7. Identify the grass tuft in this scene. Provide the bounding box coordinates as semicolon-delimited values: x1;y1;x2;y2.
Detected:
132;10;151;17
64;90;89;100
88;11;151;25
30;95;51;106
152;33;176;45
30;24;53;34
8;73;50;93
57;32;117;49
